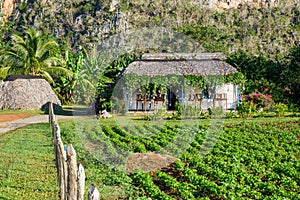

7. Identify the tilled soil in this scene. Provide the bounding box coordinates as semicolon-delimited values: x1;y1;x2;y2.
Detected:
126;153;177;173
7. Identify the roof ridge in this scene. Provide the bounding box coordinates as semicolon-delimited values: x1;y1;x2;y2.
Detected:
141;53;226;61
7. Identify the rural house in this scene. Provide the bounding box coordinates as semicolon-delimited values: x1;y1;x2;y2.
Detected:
114;53;241;112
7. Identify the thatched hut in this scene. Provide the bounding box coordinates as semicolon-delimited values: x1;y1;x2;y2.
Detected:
0;75;61;110
117;53;241;111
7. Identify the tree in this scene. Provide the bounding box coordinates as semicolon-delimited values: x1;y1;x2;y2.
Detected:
281;45;300;105
0;29;72;83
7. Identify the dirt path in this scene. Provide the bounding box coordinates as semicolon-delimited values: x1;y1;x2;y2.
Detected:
0;114;32;123
0;114;75;134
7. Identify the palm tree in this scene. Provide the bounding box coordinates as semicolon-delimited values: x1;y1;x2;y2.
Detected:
0;29;72;83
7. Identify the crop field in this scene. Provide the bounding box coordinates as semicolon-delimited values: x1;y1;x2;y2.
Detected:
0;117;299;199
64;117;300;199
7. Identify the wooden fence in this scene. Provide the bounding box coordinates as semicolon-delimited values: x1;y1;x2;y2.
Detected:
49;102;100;200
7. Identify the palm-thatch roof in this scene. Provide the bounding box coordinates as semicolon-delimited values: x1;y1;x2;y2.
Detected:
0;75;61;110
124;53;237;76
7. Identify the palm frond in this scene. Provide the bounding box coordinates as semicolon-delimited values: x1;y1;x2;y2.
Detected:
0;66;10;79
43;57;61;67
40;71;54;84
11;34;26;45
81;79;96;89
1;51;24;67
36;41;60;59
13;43;29;58
7;65;27;75
44;66;73;79
25;29;41;41
30;57;42;75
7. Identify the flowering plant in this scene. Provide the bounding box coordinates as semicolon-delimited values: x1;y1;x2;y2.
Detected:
238;88;274;117
242;89;273;110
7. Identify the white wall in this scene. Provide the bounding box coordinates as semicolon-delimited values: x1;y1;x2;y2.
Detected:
125;84;239;111
185;84;239;110
214;84;239;110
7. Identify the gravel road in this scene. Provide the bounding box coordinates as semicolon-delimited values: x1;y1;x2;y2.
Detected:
0;115;75;134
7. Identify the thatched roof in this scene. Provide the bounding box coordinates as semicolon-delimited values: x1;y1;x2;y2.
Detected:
0;75;61;110
124;53;238;76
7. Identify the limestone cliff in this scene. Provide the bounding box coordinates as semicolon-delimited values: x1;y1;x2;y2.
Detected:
0;0;299;58
0;0;128;50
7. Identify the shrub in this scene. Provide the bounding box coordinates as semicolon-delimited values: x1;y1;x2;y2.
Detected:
237;101;257;118
242;90;273;110
225;110;239;118
272;103;288;117
288;102;299;115
173;103;201;119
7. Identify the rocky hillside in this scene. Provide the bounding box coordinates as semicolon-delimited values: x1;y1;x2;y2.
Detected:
0;0;299;59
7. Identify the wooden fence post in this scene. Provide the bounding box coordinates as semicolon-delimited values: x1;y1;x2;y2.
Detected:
49;102;55;124
49;102;57;141
88;184;100;200
77;164;85;200
67;144;78;200
56;139;68;200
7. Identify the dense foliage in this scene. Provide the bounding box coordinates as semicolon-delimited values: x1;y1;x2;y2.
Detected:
225;47;300;105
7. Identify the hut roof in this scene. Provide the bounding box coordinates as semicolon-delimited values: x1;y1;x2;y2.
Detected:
0;75;61;110
124;53;238;76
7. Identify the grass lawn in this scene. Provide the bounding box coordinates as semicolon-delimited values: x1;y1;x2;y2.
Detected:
0;116;299;199
0;123;58;199
0;109;44;115
0;105;89;116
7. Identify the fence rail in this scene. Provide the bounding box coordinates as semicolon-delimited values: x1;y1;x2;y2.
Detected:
49;102;100;200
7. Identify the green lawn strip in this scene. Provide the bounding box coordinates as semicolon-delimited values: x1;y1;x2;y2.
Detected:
0;109;44;115
0;123;58;200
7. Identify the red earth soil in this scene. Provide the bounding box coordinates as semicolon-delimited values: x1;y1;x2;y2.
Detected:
0;114;31;123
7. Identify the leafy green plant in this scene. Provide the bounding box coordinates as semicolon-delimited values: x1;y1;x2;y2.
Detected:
95;53;141;112
53;51;84;104
238;89;274;118
237;101;257;118
172;103;202;119
225;110;239;118
272;103;288;117
144;107;166;121
288;102;299;115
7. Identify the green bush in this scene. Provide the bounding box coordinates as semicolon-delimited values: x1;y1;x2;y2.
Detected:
173;103;201;119
225;110;239;118
237;101;257;118
272;103;288;117
288;102;299;114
